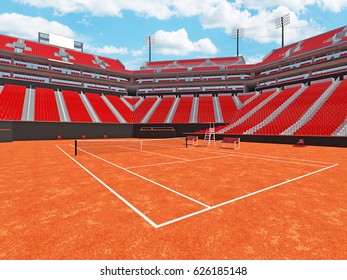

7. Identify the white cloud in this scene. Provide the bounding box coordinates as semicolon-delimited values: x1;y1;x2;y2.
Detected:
13;0;347;17
237;0;347;12
78;17;92;27
8;0;346;51
122;57;147;70
84;44;128;55
244;54;264;64
0;12;75;40
0;12;128;59
13;0;106;16
200;4;323;46
131;48;145;57
153;28;218;56
13;0;175;19
235;0;315;11
316;0;347;12
170;0;225;17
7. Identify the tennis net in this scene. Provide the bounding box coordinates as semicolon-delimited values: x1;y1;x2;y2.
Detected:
74;137;187;155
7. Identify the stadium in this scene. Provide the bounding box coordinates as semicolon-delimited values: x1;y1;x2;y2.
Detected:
0;22;347;262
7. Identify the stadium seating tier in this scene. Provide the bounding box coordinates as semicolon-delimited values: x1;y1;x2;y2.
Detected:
1;25;347;136
147;97;175;123
0;84;26;120
85;92;119;123
62;90;92;122
255;82;332;135
171;96;194;123
34;87;60;121
197;95;215;123
294;80;347;136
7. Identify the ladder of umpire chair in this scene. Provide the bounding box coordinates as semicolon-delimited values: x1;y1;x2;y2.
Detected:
204;123;216;146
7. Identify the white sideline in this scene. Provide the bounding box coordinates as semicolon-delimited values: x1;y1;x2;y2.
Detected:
70;145;210;208
189;145;337;166
156;163;339;228
56;145;158;228
108;144;189;161
57;144;339;229
186;146;332;167
126;154;231;169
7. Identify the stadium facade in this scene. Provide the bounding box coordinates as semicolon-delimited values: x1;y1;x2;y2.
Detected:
0;26;347;146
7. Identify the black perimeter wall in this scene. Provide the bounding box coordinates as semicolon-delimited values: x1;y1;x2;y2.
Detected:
11;121;133;140
0;121;13;142
0;121;346;147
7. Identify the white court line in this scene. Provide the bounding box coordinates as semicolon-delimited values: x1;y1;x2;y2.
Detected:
185;146;331;167
57;143;339;229
230;150;338;165
126;154;231;169
110;144;189;161
126;160;188;169
222;152;327;167
75;143;188;162
156;163;339;228
73;145;210;208
56;145;158;228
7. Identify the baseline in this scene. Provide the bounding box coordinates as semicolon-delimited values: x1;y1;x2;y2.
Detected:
184;145;334;167
56;145;158;228
56;143;339;230
126;154;231;169
66;145;210;208
156;163;339;228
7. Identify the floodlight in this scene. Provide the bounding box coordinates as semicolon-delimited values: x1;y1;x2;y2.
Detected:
231;28;245;57
275;14;291;47
144;35;156;62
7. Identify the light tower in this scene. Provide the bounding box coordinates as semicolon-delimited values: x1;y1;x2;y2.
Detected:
144;35;156;62
275;13;291;47
231;28;244;57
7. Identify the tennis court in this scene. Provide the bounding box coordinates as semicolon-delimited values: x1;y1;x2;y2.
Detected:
0;138;346;259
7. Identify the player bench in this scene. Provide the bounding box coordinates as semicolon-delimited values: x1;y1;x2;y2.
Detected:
297;138;305;146
186;135;199;146
138;126;176;138
219;137;240;149
294;138;306;147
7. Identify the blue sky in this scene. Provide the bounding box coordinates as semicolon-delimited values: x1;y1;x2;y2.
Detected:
0;0;347;69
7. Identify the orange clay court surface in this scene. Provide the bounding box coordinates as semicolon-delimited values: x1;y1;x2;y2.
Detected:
0;138;346;260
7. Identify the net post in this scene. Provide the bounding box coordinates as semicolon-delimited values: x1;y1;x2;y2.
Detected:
74;139;77;156
185;136;188;148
